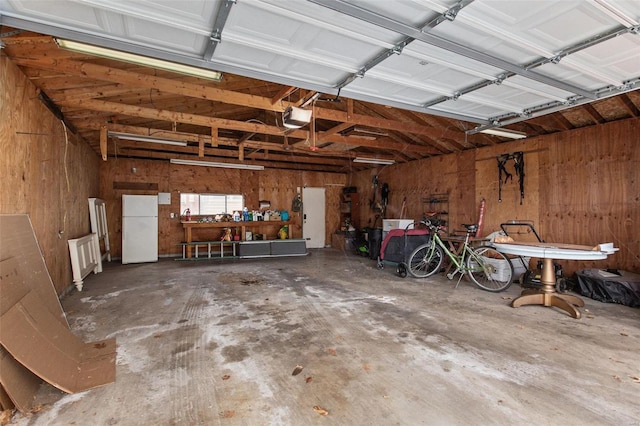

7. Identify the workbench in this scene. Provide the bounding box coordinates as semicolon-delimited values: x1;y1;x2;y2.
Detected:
181;220;292;259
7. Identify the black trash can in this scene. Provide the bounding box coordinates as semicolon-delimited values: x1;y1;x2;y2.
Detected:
368;228;382;260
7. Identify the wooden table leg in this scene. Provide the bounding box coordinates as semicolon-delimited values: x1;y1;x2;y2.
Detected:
186;226;192;259
511;258;584;318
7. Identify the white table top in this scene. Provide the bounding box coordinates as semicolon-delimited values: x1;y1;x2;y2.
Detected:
493;242;618;261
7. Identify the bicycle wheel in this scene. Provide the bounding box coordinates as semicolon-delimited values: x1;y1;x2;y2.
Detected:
466;245;513;292
407;242;444;278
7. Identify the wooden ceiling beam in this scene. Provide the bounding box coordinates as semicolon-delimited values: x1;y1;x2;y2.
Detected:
11;56;280;110
271;86;297;105
313;106;472;143
582;104;606;124
60;98;437;154
10;54;470;141
116;147;347;172
618;93;640;117
360;103;453;154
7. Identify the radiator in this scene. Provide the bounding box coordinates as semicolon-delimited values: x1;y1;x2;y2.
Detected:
88;197;111;271
67;233;100;291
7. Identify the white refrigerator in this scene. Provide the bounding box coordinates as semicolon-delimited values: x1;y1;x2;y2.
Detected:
122;194;158;264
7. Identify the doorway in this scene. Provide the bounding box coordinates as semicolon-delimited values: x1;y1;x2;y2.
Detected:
302;187;325;248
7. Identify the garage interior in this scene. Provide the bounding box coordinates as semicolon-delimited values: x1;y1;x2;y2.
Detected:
1;0;639;424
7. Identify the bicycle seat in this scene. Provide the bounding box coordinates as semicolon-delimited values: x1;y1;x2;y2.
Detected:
462;223;478;234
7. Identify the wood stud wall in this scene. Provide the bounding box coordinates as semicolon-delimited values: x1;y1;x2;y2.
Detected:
1;57;100;294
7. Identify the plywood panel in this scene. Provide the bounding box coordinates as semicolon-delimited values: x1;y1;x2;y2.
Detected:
1;57;100;295
352;151;477;233
474;139;541;238
540;118;639;274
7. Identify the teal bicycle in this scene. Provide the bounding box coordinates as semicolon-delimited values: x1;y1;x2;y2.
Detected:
406;220;514;292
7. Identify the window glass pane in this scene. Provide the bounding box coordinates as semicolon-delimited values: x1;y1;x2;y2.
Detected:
200;194;226;215
227;195;244;213
180;193;199;215
179;193;244;216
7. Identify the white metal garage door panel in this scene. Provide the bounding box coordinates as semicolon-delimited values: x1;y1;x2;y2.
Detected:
120;18;207;54
218;0;396;77
372;54;482;91
351;73;464;102
505;76;575;101
83;0;217;30
406;43;506;81
470;84;554;112
213;41;351;86
4;0;107;32
342;78;437;104
535;63;620;91
432;99;507;120
339;0;450;28
254;0;406;44
573;35;640;81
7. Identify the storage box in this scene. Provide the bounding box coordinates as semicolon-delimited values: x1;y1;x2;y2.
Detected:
509;256;530;280
478;256;529;282
481;256;513;282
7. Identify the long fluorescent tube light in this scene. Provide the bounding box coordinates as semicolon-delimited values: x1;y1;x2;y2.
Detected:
170;158;264;170
353;157;395;165
55;39;222;81
108;131;188;146
479;128;527;139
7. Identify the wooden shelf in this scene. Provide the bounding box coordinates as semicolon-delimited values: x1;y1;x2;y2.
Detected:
339;192;359;230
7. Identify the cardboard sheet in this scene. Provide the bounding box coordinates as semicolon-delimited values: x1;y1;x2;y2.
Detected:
0;218;117;402
0;261;116;394
0;383;14;411
0;215;68;327
0;347;40;412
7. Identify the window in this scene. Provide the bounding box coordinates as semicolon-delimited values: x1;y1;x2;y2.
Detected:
180;193;244;215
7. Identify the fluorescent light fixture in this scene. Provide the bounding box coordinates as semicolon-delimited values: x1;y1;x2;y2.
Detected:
479;128;527;139
108;131;187;146
170;158;264;170
352;127;388;137
353;157;395;165
55;39;222;81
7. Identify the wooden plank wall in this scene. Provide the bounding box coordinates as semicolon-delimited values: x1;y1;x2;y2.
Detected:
353;118;639;275
352;150;477;231
0;57;100;295
540;119;639;274
99;158;347;257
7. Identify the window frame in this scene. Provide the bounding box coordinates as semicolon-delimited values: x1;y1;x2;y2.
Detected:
180;193;244;216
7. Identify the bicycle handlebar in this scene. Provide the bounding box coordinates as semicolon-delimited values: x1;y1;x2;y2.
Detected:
420;219;478;235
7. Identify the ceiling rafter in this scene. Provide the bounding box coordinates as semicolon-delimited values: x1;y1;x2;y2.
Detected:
618;93;640;117
58;97;440;155
582;104;607;124
9;49;470;142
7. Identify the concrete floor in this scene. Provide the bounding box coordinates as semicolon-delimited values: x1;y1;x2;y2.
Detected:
9;249;640;426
